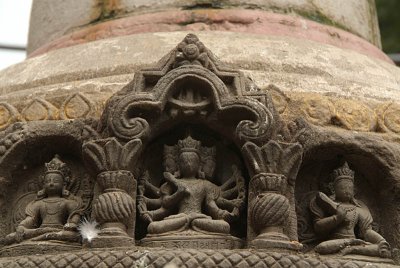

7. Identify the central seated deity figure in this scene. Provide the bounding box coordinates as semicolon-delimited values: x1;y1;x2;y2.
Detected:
138;135;245;248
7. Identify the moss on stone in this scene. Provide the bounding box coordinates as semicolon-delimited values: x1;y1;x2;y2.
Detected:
294;9;350;32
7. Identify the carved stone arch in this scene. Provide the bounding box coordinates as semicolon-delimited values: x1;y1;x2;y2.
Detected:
0;121;98;171
100;34;279;145
87;34;285;249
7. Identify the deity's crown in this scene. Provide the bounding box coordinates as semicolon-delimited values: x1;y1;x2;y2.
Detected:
44;155;71;180
332;162;354;183
178;135;201;154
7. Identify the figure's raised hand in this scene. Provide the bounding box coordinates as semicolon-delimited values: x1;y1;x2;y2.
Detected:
336;205;347;223
164;172;189;195
140;211;153;223
163;172;178;184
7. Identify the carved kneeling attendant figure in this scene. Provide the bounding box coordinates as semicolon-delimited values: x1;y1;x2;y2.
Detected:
3;155;83;245
309;162;391;258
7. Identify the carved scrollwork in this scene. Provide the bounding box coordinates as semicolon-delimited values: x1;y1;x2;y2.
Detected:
0;122;28;160
100;34;278;144
108;113;150;141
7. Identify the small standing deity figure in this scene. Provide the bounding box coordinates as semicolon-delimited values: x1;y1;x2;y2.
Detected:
138;135;245;242
3;155;84;245
309;162;391;258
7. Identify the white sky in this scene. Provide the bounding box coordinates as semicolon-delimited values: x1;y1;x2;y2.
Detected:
0;0;32;71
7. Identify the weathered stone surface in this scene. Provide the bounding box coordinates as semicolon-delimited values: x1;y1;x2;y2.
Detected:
27;0;381;53
28;9;389;62
3;32;400;102
28;0;101;54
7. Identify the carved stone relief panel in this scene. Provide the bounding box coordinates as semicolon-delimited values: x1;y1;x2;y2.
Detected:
0;121;97;256
136;125;247;249
1;32;398;267
295;141;394;260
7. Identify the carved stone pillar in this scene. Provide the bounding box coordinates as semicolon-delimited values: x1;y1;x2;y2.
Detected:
242;140;303;250
82;138;142;247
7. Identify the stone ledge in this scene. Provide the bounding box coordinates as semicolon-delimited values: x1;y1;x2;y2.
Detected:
0;247;395;268
1;32;399;101
27;0;381;52
28;9;390;63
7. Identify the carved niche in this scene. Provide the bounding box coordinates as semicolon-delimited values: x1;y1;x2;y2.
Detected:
292;125;397;263
81;33;304;250
0;120;97;256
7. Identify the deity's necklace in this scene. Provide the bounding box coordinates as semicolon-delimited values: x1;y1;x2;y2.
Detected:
339;204;357;229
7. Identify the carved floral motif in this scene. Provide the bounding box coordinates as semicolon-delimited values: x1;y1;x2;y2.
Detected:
0;103;19;130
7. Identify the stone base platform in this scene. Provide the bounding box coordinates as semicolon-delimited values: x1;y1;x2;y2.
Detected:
0;247;396;267
0;241;81;258
140;233;243;249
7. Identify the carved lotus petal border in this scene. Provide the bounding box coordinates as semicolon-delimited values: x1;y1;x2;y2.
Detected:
60;93;95;120
0;102;20;130
21;98;58;121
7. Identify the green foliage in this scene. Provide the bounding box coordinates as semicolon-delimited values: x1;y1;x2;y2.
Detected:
376;0;400;53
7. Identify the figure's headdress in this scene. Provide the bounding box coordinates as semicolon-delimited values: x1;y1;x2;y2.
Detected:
37;155;72;199
44;155;71;183
177;135;201;155
332;162;354;184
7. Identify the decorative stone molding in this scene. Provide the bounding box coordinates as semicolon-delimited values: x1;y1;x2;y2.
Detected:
0;248;396;268
0;103;19;130
99;33;277;144
60;93;95;120
21;98;58;122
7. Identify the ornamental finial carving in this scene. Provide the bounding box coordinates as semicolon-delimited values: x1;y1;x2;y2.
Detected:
174;34;209;69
